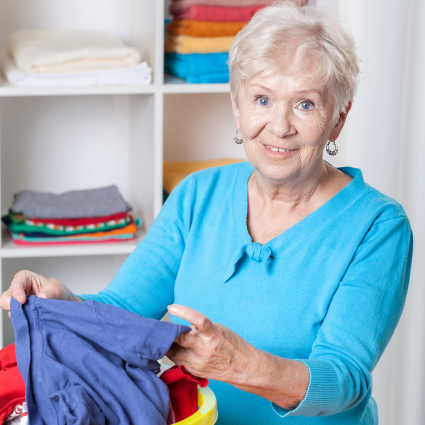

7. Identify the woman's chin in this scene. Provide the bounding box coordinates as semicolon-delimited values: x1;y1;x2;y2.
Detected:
253;160;298;183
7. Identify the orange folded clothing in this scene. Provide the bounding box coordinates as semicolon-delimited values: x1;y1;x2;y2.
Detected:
166;19;246;37
48;219;138;239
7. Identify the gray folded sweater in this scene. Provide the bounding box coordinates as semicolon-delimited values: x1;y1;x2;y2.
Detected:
11;185;131;218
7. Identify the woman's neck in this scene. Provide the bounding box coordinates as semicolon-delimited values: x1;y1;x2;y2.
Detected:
249;160;331;214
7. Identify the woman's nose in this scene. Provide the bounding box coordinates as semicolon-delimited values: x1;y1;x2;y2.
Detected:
268;106;295;138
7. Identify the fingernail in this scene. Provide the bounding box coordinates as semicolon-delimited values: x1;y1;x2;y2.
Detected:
16;295;21;303
168;305;178;314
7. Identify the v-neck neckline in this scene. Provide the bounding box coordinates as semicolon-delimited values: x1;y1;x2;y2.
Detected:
232;162;369;254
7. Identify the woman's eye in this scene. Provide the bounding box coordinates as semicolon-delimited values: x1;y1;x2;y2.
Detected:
299;101;313;110
258;98;269;106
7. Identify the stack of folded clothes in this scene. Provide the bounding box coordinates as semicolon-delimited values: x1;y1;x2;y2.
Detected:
0;29;152;87
164;0;305;83
2;185;140;246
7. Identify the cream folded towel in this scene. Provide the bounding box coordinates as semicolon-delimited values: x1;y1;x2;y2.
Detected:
0;52;152;87
7;30;142;74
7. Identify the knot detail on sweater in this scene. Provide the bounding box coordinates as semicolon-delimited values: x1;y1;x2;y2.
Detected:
224;242;272;282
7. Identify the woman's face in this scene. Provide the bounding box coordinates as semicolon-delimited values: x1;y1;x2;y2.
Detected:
231;68;347;183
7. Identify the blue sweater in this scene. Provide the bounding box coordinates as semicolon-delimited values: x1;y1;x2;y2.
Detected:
80;162;413;424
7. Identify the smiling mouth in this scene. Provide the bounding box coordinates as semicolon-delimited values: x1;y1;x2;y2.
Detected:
263;144;295;153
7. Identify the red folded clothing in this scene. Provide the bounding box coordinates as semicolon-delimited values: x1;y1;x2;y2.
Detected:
160;365;208;422
0;344;26;423
169;0;281;14
27;211;129;226
172;5;266;22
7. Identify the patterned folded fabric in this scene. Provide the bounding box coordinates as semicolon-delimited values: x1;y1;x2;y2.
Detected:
165;52;229;82
165;32;234;54
4;212;132;236
166;20;246;37
171;5;265;21
21;211;128;226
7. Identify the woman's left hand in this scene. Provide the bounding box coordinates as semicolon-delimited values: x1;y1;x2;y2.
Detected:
166;304;310;409
166;304;256;387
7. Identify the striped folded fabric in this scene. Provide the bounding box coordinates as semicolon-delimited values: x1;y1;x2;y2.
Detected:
3;186;140;246
165;0;306;83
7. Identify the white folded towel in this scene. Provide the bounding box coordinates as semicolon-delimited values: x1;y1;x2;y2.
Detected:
0;51;152;87
7;29;142;74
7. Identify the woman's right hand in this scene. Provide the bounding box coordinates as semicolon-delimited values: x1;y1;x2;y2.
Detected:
0;270;81;317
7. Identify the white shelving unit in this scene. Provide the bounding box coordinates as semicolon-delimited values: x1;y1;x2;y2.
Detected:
0;0;241;347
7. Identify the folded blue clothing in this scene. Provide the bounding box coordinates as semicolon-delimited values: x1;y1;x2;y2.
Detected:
165;52;229;83
165;67;230;83
165;52;229;75
11;296;191;425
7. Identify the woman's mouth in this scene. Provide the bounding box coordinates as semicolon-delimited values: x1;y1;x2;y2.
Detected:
262;144;295;156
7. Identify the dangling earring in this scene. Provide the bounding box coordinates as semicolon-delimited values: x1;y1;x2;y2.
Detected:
234;129;243;144
326;140;338;156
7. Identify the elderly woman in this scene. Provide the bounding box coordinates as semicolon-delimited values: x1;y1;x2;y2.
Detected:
0;3;413;424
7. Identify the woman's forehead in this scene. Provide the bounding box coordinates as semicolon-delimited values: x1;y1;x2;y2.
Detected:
244;71;326;98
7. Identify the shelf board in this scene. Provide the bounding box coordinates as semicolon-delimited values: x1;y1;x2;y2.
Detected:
1;229;145;258
0;73;230;97
0;73;156;97
163;74;230;94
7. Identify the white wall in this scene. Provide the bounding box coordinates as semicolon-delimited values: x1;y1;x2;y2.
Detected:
337;0;425;424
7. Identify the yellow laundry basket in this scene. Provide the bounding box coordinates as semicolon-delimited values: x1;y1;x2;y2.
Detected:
175;385;218;425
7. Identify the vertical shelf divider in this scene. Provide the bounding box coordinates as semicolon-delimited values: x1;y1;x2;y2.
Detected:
154;92;164;218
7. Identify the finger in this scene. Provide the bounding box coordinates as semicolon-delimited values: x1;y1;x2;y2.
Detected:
0;292;12;311
174;331;199;349
167;305;214;336
189;324;200;336
36;292;48;299
166;343;195;364
10;270;39;303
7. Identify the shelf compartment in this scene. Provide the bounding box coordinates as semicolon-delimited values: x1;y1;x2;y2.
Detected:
164;93;243;162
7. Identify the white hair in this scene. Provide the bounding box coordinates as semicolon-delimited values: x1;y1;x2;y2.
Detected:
229;1;360;123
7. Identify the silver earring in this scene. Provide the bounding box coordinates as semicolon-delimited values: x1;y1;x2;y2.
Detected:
326;140;338;156
234;129;243;144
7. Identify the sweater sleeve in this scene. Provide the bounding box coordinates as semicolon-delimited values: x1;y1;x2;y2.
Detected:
273;215;413;418
78;176;194;320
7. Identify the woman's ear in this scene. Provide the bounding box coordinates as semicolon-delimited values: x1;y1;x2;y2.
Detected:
329;101;352;142
230;93;241;130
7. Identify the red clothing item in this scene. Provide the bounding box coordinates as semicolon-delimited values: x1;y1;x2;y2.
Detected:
160;366;208;422
26;211;129;226
172;5;266;22
0;344;25;422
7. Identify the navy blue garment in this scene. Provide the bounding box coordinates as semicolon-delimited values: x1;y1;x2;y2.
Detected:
10;296;191;425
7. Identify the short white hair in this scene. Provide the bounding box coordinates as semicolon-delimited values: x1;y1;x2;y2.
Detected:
229;1;360;123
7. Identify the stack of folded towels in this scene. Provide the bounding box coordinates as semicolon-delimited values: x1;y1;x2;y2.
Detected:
164;0;305;83
1;29;152;87
2;185;140;246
